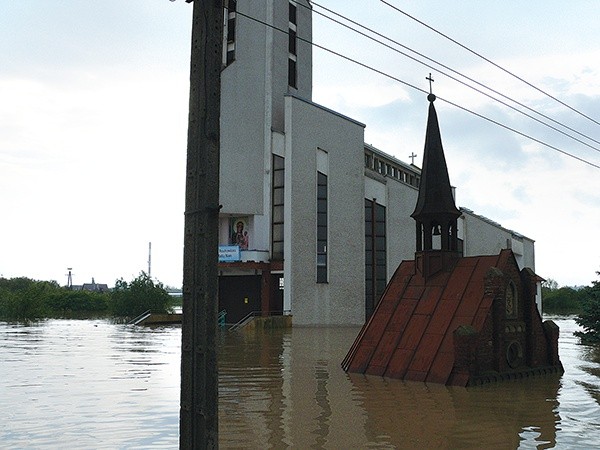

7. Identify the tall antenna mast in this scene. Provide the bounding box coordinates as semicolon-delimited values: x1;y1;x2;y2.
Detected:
148;242;152;278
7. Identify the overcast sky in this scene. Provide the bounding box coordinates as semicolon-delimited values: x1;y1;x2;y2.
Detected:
1;1;599;288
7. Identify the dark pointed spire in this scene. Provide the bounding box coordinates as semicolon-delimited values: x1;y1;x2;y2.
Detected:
411;93;462;278
411;94;461;220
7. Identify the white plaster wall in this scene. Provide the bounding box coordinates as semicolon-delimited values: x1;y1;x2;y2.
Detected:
461;210;535;272
220;0;269;216
520;237;535;269
269;0;312;132
462;213;510;257
385;177;419;279
364;176;387;207
220;0;312;216
284;95;365;326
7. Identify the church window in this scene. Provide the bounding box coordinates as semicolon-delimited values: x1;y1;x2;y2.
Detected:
272;155;285;260
288;1;298;89
289;2;297;25
505;280;518;317
317;172;328;283
289;29;297;55
288;58;297;89
365;199;386;319
224;0;237;66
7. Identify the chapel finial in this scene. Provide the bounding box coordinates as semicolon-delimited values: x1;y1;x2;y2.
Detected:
426;73;436;102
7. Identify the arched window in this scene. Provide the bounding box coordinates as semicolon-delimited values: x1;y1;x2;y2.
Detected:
505;280;518;317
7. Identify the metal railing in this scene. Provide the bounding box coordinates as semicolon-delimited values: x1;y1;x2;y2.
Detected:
218;310;227;328
128;309;152;325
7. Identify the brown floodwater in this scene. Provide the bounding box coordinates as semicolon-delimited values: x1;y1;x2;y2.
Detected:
1;317;599;448
218;317;600;449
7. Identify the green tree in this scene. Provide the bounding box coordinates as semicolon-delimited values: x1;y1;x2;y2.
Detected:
575;272;600;343
109;272;172;317
542;286;584;314
0;277;53;321
45;290;109;316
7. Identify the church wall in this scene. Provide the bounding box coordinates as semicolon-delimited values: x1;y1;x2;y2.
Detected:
220;0;270;216
460;210;535;273
385;175;419;279
269;0;312;132
470;256;554;381
284;95;366;325
216;0;538;327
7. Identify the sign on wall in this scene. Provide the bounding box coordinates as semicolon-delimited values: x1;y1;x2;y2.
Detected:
219;245;241;262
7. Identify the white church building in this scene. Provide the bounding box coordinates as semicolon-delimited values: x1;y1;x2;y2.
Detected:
216;0;536;326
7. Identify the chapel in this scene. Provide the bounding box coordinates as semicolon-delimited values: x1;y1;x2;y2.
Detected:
342;94;563;385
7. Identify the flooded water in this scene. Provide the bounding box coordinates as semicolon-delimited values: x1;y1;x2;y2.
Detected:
1;317;599;449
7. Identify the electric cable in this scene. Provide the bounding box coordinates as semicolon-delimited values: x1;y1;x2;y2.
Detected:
380;0;600;128
233;8;600;170
308;1;600;153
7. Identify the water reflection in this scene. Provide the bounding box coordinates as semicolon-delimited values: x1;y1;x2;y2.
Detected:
1;317;600;448
217;322;599;449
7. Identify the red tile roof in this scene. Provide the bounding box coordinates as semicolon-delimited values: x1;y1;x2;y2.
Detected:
343;251;512;385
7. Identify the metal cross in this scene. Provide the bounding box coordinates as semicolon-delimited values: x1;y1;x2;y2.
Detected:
426;73;434;94
409;152;417;164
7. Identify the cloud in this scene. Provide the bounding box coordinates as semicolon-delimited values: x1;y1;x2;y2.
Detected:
0;67;189;286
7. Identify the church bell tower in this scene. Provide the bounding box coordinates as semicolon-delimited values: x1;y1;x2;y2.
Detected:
411;92;462;279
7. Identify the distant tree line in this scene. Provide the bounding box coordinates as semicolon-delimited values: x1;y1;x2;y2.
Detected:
0;272;173;322
542;279;585;315
542;273;600;343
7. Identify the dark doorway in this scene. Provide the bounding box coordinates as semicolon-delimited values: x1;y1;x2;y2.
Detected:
218;275;261;324
270;274;284;313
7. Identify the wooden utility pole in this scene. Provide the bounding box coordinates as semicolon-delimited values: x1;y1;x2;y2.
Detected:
180;0;222;448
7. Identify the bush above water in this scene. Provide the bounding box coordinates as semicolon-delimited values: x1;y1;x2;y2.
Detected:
0;273;173;322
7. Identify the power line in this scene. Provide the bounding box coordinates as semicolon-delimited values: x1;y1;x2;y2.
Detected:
379;0;600;128
309;1;600;154
234;9;600;170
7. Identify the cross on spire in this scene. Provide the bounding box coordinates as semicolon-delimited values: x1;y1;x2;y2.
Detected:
409;152;417;165
426;73;434;95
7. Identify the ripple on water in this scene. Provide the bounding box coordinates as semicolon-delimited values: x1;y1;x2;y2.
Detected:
1;317;600;448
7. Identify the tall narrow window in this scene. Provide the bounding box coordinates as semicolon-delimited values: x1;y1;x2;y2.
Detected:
288;1;298;89
224;0;237;66
317;172;328;283
272;155;285;260
289;2;297;25
288;29;297;55
288;58;297;89
365;199;386;319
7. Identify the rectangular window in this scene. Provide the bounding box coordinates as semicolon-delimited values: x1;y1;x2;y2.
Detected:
288;29;297;55
317;172;328;283
289;2;297;25
365;199;386;319
227;17;236;43
272;155;285;260
223;0;237;66
226;49;235;66
288;58;297;89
